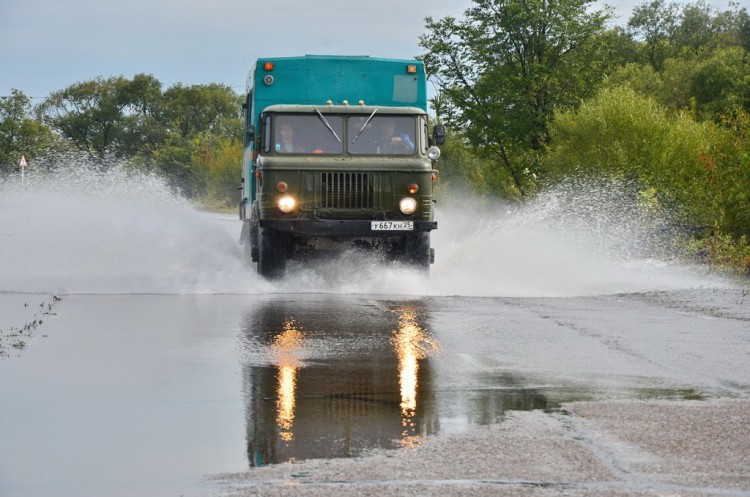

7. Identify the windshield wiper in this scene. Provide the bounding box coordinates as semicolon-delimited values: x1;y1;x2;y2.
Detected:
351;108;378;144
314;108;341;143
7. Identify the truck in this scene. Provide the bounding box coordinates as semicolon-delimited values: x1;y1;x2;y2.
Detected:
239;55;445;279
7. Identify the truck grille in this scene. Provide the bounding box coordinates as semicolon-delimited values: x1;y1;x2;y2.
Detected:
321;172;373;209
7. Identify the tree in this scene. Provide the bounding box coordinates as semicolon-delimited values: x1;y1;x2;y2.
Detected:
690;46;750;118
628;0;680;72
419;0;612;197
0;89;58;173
713;2;750;51
150;83;242;198
674;0;714;55
117;74;164;158
161;83;241;140
35;74;164;162
37;76;127;159
200;136;243;208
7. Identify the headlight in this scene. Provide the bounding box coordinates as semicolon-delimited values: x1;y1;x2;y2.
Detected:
427;146;441;160
277;196;296;213
399;197;417;215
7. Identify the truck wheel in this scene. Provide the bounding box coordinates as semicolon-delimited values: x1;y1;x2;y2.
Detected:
257;227;287;279
403;232;431;270
241;220;258;264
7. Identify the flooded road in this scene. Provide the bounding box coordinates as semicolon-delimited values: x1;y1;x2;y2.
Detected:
1;170;749;496
2;290;749;496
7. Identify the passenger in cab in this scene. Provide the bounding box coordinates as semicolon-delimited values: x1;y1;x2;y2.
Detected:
276;122;305;153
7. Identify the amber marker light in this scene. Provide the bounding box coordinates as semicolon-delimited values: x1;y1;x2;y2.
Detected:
407;183;419;195
277;181;288;193
263;62;275;71
406;65;417;74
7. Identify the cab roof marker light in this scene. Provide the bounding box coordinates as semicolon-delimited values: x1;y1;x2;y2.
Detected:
263;62;274;71
407;65;417;74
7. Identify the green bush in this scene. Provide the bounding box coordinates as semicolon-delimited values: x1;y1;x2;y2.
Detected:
543;85;750;271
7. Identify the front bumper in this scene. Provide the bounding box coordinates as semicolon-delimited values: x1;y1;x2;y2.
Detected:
260;219;437;237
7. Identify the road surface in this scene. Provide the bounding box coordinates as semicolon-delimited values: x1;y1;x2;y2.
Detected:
1;174;748;496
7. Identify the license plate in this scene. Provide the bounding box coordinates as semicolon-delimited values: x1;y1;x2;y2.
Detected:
371;221;413;231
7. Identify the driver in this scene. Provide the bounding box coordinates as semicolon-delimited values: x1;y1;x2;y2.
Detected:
376;120;414;154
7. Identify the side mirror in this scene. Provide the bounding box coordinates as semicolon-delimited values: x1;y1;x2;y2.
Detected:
432;125;446;146
246;124;255;140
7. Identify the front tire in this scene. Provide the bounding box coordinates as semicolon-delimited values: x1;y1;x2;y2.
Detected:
241;219;258;265
402;232;431;271
257;227;288;279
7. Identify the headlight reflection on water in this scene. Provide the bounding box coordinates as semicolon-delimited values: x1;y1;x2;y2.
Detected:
271;319;305;442
392;307;439;446
265;307;438;451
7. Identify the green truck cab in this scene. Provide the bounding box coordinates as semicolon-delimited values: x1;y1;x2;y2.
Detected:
240;55;444;278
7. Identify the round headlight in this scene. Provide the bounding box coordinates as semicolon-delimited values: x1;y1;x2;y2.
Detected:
278;196;296;213
427;146;441;160
399;197;418;215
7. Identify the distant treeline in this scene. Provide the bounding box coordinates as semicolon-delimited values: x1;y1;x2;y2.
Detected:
1;0;748;271
0;76;242;207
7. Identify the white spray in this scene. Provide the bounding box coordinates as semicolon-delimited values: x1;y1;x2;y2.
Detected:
0;161;730;297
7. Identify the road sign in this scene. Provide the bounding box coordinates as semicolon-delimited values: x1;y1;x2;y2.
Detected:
19;155;27;184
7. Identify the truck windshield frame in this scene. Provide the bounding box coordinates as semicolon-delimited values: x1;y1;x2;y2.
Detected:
268;113;418;157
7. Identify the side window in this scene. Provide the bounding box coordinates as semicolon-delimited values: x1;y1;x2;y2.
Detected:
262;114;272;153
243;92;254;147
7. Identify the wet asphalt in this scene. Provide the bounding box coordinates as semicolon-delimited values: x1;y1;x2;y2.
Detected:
1;288;749;496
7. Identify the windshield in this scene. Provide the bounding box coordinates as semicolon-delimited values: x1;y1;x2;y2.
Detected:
270;114;417;156
348;115;416;156
273;114;344;154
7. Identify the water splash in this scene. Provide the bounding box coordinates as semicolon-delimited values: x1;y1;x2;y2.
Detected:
281;178;731;297
0;162;731;297
0;158;265;295
427;179;729;297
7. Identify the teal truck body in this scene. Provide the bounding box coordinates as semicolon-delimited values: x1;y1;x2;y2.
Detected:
239;55;444;278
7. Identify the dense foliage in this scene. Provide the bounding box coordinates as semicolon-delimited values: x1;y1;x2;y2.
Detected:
423;0;750;272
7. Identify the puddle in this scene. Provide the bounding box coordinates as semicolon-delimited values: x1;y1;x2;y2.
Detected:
240;298;436;465
239;296;713;466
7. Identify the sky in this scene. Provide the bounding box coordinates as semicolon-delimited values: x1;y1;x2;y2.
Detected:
0;0;743;100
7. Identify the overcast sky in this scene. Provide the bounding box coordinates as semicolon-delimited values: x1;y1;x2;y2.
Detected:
0;0;742;100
